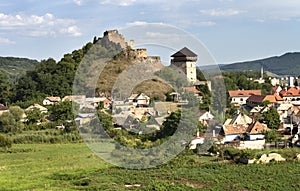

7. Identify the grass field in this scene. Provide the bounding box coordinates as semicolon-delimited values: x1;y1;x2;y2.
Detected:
1;143;300;190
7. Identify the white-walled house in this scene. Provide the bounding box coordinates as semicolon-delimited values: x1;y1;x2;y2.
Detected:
127;93;150;107
42;96;61;105
222;113;270;144
198;111;214;126
228;90;262;105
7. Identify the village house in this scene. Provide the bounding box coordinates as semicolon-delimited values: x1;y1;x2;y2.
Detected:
42;96;61;105
198;110;214;126
276;103;293;123
288;105;300;124
221;113;270;149
279;86;300;102
224;112;253;126
85;97;112;109
172;87;202;104
75;113;95;126
62;95;86;103
127;93;150;107
249;105;270;116
272;86;283;94
62;95;86;109
0;104;8;115
228;90;261;105
25;103;48;113
246;93;283;108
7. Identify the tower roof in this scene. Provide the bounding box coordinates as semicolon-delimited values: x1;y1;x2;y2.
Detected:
171;47;197;58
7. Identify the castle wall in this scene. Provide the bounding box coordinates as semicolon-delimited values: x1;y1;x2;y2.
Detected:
101;30;128;50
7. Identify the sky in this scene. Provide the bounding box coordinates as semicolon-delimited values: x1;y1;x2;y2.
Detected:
0;0;300;64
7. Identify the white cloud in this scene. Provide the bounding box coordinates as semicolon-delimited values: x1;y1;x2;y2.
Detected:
73;0;83;5
0;13;82;37
0;37;15;44
60;26;82;37
100;0;136;6
200;8;245;16
126;21;164;26
196;21;217;27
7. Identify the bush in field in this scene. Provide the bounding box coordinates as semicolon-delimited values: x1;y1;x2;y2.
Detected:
220;147;257;162
0;134;12;149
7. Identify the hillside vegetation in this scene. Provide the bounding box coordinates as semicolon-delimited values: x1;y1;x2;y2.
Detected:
0;38;172;106
221;52;300;76
0;57;37;82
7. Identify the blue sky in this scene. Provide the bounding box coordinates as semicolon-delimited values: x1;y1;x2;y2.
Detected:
0;0;300;64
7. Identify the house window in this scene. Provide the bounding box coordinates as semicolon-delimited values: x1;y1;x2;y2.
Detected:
240;98;243;102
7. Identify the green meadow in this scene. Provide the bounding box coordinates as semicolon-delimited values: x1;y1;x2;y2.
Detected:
1;143;300;190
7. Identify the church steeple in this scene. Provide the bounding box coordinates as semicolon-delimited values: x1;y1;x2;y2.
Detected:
260;64;264;79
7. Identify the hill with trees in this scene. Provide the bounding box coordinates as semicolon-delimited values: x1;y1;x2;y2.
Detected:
1;35;174;107
0;57;38;82
220;52;300;76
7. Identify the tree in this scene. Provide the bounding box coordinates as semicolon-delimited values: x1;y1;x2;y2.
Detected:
197;84;211;111
0;112;18;133
262;107;281;129
196;69;206;81
50;101;74;122
0;134;12;149
159;110;181;138
263;129;281;142
0;106;24;133
0;71;11;104
26;108;43;125
9;106;24;122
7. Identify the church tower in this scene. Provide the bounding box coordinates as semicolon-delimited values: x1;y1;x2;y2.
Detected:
170;47;197;84
260;64;264;79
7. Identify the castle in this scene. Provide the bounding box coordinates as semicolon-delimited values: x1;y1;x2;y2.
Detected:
94;29;152;61
95;30;198;83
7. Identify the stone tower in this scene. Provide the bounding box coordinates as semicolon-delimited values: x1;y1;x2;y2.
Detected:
171;47;197;84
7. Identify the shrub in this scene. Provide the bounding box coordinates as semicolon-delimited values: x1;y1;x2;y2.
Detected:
0;134;12;149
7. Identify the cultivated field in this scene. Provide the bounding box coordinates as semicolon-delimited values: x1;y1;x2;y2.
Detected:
0;143;300;190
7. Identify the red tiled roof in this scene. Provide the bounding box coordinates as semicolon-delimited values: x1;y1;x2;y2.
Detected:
183;87;200;94
263;95;277;103
102;99;111;103
273;93;284;101
224;120;270;135
280;87;300;97
46;96;61;102
247;95;265;103
223;124;248;135
228;90;261;97
246;121;270;134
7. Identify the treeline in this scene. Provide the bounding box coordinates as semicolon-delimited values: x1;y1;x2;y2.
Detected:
223;71;273;95
0;41;96;108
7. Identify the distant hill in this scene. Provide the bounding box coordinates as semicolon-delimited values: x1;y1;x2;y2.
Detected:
0;57;38;82
220;52;300;76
